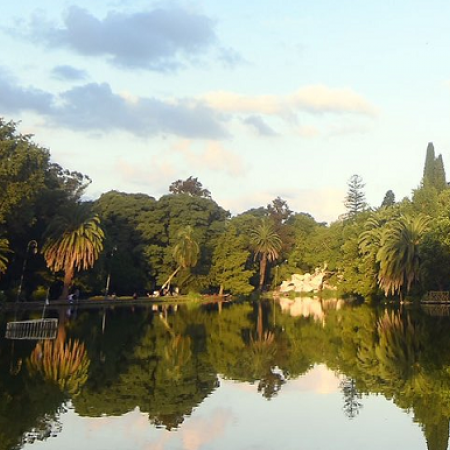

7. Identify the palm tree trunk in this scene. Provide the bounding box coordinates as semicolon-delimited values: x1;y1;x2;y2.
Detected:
161;267;180;292
259;254;267;290
257;301;263;341
61;263;75;299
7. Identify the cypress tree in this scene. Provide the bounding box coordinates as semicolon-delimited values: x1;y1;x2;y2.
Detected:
423;142;436;186
434;154;447;192
422;142;447;191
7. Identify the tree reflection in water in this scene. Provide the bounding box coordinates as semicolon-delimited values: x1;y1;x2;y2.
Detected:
242;301;284;399
3;301;450;449
27;308;90;397
340;377;363;419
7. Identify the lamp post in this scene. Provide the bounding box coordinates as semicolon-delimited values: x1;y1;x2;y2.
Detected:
104;246;117;299
16;240;38;302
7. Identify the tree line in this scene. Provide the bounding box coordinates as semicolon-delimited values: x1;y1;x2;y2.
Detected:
0;116;449;301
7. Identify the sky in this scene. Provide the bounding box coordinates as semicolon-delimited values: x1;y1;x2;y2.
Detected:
22;366;426;450
2;0;450;223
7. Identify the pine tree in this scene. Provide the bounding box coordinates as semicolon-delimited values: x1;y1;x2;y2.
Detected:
344;174;367;218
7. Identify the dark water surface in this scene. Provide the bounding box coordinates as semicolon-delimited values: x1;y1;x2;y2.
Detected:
1;297;449;450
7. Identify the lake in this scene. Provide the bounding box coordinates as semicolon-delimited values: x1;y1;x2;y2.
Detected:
0;297;449;450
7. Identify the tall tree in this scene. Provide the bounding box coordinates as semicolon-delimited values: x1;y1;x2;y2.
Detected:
267;197;292;226
251;218;282;290
434;154;447;192
422;142;447;192
42;204;105;299
94;190;157;294
381;190;395;208
169;176;211;198
376;214;430;300
0;119;49;226
160;225;200;291
344;174;367;218
423;142;436;185
210;224;253;295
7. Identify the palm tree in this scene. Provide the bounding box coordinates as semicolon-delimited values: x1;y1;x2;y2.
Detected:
42;204;104;299
251;218;282;290
160;225;200;291
0;237;10;276
27;337;90;395
376;214;430;300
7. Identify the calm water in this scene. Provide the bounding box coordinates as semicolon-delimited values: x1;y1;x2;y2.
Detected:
1;298;449;450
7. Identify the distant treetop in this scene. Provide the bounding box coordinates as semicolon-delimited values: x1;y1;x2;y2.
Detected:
422;142;447;192
344;174;367;218
169;176;211;198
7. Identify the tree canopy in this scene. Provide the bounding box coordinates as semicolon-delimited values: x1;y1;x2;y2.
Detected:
169;176;211;198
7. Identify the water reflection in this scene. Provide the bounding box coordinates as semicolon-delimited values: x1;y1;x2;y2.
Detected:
1;300;450;449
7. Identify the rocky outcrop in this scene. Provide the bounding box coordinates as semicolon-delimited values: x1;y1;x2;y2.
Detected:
280;269;326;293
278;296;344;322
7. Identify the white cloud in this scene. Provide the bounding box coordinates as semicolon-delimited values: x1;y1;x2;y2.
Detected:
296;124;321;138
202;85;377;118
172;140;247;177
181;408;233;450
283;364;342;395
219;188;346;224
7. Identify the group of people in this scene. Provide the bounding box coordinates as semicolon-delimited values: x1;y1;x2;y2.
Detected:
68;289;80;302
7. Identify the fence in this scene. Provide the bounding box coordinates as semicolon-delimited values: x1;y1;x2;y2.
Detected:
5;319;58;340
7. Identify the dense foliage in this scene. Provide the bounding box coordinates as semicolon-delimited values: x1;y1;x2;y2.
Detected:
1;116;450;301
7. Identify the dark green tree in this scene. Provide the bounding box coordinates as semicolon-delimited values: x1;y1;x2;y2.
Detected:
267;197;292;226
434;154;447;192
381;190;395;208
423;142;436;185
169;176;211;198
139;193;228;292
422;142;447;192
161;225;200;292
209;224;253;295
0;119;50;227
93;190;157;294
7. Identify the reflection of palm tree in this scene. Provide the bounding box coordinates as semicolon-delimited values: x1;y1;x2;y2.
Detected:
376;214;429;300
376;310;426;394
248;331;277;375
243;302;283;398
161;225;199;291
423;418;450;450
251;219;282;290
0;237;10;276
163;335;192;382
42;204;104;299
27;314;90;396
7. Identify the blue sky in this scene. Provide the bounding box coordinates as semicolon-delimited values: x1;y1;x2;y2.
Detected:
2;1;450;222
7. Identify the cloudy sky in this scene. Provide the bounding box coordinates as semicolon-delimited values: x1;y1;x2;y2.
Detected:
2;0;450;222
